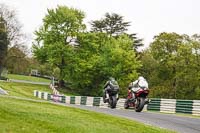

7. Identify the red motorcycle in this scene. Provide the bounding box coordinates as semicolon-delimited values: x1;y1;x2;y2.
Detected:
124;87;149;112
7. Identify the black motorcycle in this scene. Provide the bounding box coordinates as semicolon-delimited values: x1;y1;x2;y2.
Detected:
103;86;119;109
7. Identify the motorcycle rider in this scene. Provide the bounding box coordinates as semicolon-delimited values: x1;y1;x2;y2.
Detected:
128;76;149;101
103;77;119;103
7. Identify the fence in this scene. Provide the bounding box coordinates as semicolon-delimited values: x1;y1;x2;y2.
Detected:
34;90;200;115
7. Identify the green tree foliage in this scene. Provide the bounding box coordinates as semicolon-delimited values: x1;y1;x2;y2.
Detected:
150;32;183;98
5;45;30;75
141;32;200;99
33;6;141;96
90;13;143;51
175;35;200;99
33;6;86;86
67;33;140;96
91;13;130;36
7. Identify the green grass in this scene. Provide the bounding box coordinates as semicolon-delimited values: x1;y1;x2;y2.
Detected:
4;74;79;96
7;74;51;83
0;82;51;99
57;87;80;96
0;97;175;133
0;81;77;98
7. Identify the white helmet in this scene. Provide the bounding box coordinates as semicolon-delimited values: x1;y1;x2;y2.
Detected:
138;76;145;81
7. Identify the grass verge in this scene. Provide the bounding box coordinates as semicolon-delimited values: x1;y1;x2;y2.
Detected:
0;82;51;99
7;74;51;83
0;97;175;133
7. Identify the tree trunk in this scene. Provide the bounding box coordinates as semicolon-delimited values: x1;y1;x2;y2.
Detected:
58;55;65;88
59;79;65;88
172;66;177;99
0;65;3;77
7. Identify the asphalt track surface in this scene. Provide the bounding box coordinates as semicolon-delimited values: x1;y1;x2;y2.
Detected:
55;102;200;133
1;95;200;133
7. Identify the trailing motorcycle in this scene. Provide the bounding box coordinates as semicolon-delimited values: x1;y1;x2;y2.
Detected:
124;86;149;112
103;86;119;109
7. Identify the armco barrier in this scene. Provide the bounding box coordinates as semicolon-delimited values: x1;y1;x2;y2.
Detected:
176;99;193;114
193;100;200;115
34;90;128;110
147;98;200;115
160;99;176;113
33;90;200;115
147;98;161;111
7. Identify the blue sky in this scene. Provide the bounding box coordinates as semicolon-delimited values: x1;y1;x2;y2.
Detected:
1;0;200;48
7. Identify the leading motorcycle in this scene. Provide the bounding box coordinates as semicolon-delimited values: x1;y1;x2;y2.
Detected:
124;85;149;112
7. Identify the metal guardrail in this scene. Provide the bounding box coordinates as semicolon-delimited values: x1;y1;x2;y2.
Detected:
147;98;200;115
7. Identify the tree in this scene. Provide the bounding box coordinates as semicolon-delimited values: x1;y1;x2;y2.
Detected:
175;35;200;99
33;6;86;87
5;45;29;74
0;3;25;76
141;32;200;99
0;4;23;46
90;12;143;51
68;33;141;96
33;6;141;95
149;32;183;98
91;13;130;36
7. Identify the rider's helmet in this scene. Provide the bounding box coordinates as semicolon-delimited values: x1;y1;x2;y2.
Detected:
109;77;118;84
109;77;119;90
138;76;148;88
138;76;145;81
109;77;115;81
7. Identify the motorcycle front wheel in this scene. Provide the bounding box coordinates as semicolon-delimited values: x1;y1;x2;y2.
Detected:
109;96;117;109
135;97;145;112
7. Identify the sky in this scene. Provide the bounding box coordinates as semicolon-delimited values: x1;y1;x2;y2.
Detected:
1;0;200;49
